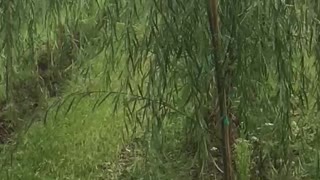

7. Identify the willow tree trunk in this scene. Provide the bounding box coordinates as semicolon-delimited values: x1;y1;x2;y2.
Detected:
207;0;233;179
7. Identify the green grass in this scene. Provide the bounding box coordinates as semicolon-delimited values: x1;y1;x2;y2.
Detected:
1;91;126;179
0;50;127;179
0;48;193;179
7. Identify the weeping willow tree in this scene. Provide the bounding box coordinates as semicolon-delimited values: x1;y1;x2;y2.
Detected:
99;0;320;179
1;0;320;179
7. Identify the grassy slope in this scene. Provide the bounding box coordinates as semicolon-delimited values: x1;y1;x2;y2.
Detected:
0;48;193;180
0;55;126;179
0;2;193;177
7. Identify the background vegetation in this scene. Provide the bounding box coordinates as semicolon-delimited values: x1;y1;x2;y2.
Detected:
0;0;319;179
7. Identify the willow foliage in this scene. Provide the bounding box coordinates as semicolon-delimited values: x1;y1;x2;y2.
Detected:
0;0;320;179
99;0;320;178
